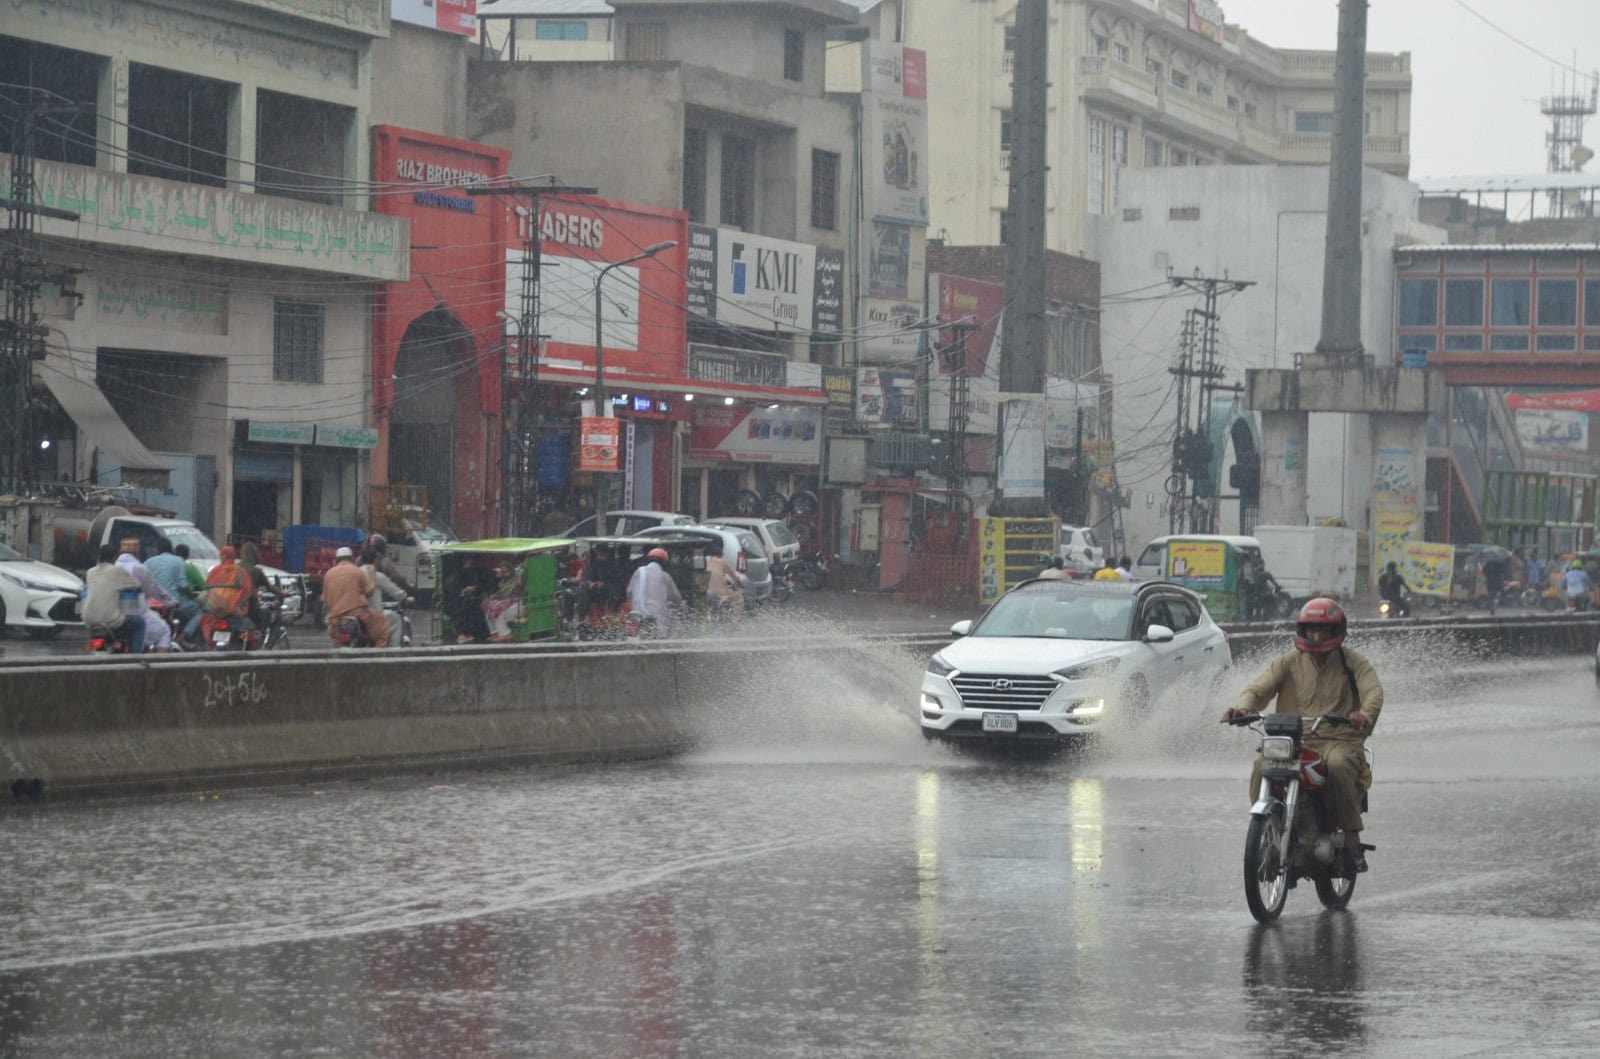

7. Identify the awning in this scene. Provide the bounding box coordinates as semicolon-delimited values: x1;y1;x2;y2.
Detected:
38;363;171;488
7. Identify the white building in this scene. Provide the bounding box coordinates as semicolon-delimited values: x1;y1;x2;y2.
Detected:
1088;164;1442;552
4;0;404;541
905;0;1411;254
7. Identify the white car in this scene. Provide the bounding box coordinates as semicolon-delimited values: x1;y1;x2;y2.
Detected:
561;510;697;537
637;524;774;601
0;540;85;639
709;517;801;565
920;578;1231;742
1056;525;1106;574
390;518;458;603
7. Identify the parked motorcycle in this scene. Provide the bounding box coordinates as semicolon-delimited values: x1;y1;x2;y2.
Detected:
1225;712;1374;924
769;561;796;604
795;553;831;591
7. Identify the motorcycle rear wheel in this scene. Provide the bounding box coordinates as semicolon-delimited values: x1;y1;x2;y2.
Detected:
1244;814;1290;923
1314;868;1356;910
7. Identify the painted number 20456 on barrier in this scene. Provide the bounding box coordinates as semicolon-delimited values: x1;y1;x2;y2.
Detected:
203;671;269;709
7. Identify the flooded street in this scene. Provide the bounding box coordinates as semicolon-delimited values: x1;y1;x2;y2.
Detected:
3;644;1597;1056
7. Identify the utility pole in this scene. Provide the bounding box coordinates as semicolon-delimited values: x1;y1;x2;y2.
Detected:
1314;0;1368;360
996;0;1049;514
467;181;595;536
1;94;82;494
938;315;978;492
1165;272;1253;534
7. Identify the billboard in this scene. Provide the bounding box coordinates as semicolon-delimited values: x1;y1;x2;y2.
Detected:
506;196;688;380
927;274;1004;436
1516;408;1589;454
685;225;819;334
1188;0;1225;43
859;298;923;364
690;406;822;464
578;417;621;472
393;0;477;36
864;40;927;99
856;367;918;428
998;397;1046;498
863;92;930;227
814;247;845;334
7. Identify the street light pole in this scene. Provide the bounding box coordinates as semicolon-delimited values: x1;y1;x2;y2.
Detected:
591;240;677;536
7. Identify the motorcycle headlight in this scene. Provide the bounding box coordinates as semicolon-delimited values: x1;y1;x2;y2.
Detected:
1260;736;1296;761
927;653;957;677
1054;658;1120;681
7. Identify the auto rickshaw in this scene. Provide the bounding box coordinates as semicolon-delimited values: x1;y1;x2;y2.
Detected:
571;535;720;638
433;538;577;644
1158;535;1267;622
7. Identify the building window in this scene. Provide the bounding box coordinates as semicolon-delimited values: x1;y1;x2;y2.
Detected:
1537;333;1577;352
1443;333;1484;351
1113;41;1131;65
1196;81;1213;100
1586;278;1600;327
1004;23;1017;53
683;128;707;223
784;29;804;82
1170;147;1189;166
810;149;838;231
1000;109;1013;152
1091;33;1108;56
536;20;589;41
1145;137;1164;166
1444;278;1483;327
256;90;352;206
1398;279;1438;327
128;64;232;188
624;22;668;60
1170;69;1189;90
720;134;754;230
1489;334;1528;351
999;209;1012;244
1243;101;1258;120
1398;332;1437;353
1491;278;1530;327
273;300;324;384
1226;94;1240;111
0;36;102;168
1538;278;1578;327
1087;118;1106;216
1294;112;1335;134
1111;123;1129;205
1145;57;1164;79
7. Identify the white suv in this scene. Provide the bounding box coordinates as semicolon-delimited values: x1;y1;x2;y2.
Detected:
1056;525;1105;574
709;517;800;565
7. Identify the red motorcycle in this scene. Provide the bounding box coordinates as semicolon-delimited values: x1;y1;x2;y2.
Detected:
1225;713;1375;923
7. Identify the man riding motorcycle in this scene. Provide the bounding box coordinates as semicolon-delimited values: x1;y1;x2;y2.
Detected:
1560;558;1593;610
323;546;390;647
1377;560;1411;617
1221;598;1385;876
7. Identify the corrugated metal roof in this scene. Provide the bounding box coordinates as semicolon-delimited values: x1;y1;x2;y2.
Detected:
477;0;615;18
1417;173;1600;194
1395;243;1600;253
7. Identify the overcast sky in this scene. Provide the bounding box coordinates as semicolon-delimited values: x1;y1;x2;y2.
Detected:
1217;0;1597;179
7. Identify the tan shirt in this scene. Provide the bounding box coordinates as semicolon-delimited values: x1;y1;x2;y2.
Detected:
322;561;376;620
1233;647;1385;745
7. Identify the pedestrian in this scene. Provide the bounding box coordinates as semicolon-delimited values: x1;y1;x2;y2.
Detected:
1116;557;1134;580
1526;550;1544;600
1093;558;1121;582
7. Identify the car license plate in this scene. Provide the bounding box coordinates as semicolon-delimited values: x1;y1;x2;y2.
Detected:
982;712;1019;733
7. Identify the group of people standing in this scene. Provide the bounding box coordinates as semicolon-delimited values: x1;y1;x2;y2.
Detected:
1035;556;1133;581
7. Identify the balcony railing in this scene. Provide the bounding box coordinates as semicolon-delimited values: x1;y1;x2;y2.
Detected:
688;343;789;387
1278;131;1409;157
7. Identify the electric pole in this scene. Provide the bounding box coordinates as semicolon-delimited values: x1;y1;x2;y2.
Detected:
467;181;595;536
1164;272;1253;534
996;0;1049;514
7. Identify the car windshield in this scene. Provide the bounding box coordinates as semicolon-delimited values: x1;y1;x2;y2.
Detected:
164;525;220;559
0;541;23;561
767;522;797;547
971;583;1134;640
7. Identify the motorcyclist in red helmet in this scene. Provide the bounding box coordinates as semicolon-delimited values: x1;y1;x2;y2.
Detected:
626;546;683;635
1222;597;1386;875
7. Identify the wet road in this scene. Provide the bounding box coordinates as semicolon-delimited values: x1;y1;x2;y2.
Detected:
3;639;1598;1056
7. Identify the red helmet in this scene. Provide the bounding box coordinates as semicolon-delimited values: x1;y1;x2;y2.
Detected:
1294;597;1347;655
647;548;670;564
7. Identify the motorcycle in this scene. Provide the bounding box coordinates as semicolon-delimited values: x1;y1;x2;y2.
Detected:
85;622;138;654
1377;592;1410;619
769;561;796;604
795;553;831;591
382;598;414;648
1225;712;1374;924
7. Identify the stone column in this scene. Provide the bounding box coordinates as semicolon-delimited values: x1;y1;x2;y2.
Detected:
1257;411;1309;526
1370;413;1429;578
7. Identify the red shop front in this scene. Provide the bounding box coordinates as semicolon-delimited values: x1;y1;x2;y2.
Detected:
371;126;510;539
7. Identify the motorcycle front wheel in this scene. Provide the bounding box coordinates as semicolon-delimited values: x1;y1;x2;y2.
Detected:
1244;813;1290;923
1314;868;1356;910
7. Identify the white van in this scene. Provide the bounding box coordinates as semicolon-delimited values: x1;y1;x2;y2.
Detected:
1132;534;1262;581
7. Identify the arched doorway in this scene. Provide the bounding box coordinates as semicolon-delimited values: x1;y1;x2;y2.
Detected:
389;309;477;533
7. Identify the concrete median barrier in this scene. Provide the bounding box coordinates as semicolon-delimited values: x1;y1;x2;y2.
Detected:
2;616;1595;803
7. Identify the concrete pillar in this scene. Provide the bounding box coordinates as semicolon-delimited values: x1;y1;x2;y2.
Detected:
1315;0;1368;358
230;84;257;188
1370;413;1429;574
99;57;129;173
1258;411;1309;526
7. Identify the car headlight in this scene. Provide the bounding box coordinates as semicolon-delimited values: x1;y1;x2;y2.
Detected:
0;572;69;594
927;653;957;677
1054;658;1121;681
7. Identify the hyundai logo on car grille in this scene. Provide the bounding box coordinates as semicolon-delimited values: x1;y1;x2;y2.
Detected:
992;679;1014;690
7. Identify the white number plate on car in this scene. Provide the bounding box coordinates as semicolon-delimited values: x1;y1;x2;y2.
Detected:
982;712;1019;733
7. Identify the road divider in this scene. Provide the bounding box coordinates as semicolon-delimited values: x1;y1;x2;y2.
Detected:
3;616;1596;803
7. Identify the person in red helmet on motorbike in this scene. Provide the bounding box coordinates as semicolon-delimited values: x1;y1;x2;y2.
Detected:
1221;597;1385;875
626;546;683;636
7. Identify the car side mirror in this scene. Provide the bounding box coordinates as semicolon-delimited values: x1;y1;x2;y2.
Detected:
1144;624;1175;643
950;619;974;637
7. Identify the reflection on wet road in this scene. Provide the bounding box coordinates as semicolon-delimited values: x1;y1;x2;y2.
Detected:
2;645;1598;1056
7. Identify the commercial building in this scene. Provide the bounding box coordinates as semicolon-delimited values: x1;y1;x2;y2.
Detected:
4;0;404;542
906;0;1411;254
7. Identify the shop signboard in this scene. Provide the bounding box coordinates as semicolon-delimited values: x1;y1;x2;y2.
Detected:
977;516;1056;605
690;406;822;464
861;42;929;228
579;417;622;472
684;226;816;334
1515;408;1588;455
856;367;918;428
538;434;569;487
859;298;923;363
868;222;912;299
686;224;718;319
998;397;1046;498
314;424;379;449
393;0;477;36
1506;389;1600;412
813;247;845;334
1188;0;1225;42
1403;540;1455;598
245;421;316;445
822;366;856;432
1166;540;1227;584
510;195;688;379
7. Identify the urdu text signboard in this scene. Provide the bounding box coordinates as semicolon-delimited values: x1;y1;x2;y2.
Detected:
1165;540;1227;585
978;517;1057;605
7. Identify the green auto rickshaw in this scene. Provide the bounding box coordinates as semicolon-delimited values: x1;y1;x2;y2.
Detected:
1158;535;1266;622
433;537;577;644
